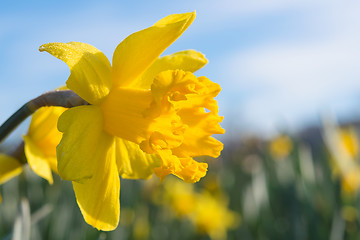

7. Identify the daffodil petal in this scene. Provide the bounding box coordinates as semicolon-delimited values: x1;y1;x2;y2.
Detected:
24;135;54;184
154;150;208;183
57;105;111;182
25;106;65;174
173;109;224;158
39;42;112;104
112;11;195;87
28;107;65;154
174;157;208;183
73;138;120;231
0;154;22;185
131;50;208;89
115;138;161;179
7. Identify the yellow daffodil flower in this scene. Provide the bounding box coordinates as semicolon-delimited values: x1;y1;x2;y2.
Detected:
40;11;224;230
0;154;23;184
163;177;197;216
323;123;360;195
269;134;293;160
337;127;360;194
133;206;150;240
339;127;359;159
23;106;66;184
342;168;360;193
0;154;23;202
161;177;238;240
191;192;239;240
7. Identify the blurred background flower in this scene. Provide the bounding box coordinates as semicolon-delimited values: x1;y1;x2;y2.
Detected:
269;134;293;160
153;176;239;240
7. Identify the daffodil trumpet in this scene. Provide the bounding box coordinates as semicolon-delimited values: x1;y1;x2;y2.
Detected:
0;90;87;143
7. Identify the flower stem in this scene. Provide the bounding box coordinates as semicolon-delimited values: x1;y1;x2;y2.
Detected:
0;90;88;143
0;104;32;143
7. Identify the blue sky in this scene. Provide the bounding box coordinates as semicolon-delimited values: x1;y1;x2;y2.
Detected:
1;0;360;138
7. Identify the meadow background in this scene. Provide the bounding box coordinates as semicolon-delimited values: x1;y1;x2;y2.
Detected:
1;1;360;239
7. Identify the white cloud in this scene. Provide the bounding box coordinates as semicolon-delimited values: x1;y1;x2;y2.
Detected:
229;38;360;93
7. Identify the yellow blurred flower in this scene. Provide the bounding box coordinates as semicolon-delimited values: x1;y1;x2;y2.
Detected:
161;177;238;239
336;127;360;194
269;134;293;159
39;12;224;230
191;191;239;240
133;207;150;240
342;168;360;194
0;154;23;185
0;153;23;203
339;127;359;159
323;122;360;194
163;177;197;216
341;206;358;222
133;217;150;240
338;127;360;194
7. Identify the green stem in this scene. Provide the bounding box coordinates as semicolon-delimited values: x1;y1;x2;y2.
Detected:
0;90;88;143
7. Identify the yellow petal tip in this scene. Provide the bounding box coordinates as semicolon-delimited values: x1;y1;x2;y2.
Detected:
154;11;196;27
